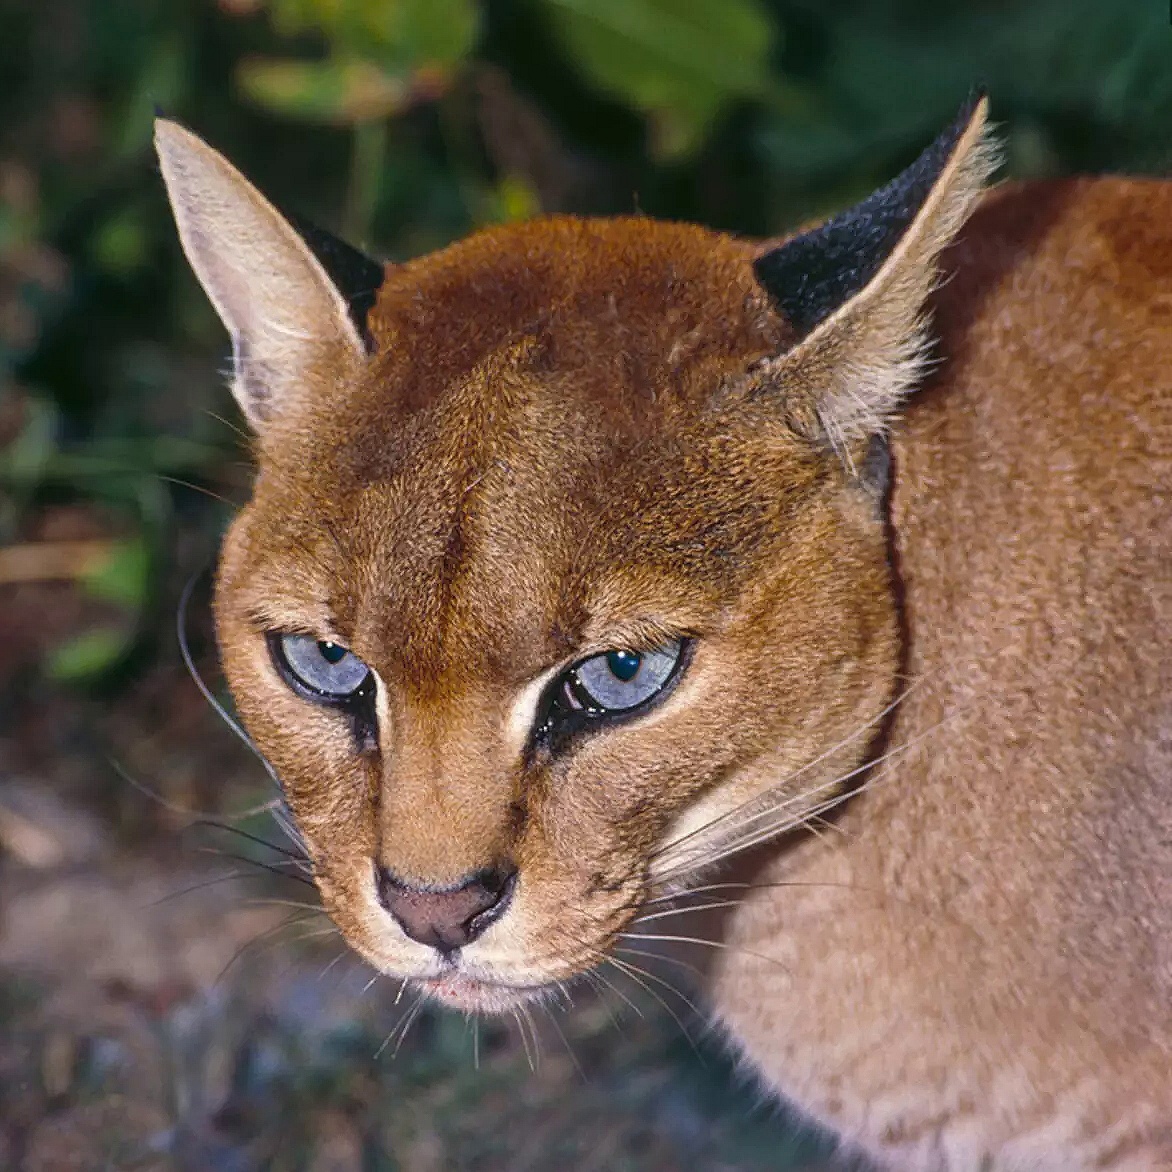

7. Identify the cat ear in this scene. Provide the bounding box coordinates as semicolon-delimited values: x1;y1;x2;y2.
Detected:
154;119;383;430
752;94;998;463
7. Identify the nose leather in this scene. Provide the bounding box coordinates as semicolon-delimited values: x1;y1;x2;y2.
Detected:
376;864;517;953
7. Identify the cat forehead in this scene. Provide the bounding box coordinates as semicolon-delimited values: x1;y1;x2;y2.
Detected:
271;216;796;514
360;215;788;410
249;378;813;666
376;215;772;326
241;377;822;694
235;219;827;661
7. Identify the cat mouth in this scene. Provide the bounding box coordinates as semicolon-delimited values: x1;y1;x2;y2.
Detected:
419;970;545;1013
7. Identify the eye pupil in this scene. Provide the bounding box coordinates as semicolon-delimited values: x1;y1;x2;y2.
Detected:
606;650;642;682
318;641;347;665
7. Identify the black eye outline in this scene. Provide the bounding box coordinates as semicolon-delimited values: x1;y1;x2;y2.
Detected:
533;638;694;755
266;632;379;750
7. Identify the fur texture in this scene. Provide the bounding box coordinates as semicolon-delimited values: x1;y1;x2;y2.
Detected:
157;100;1172;1170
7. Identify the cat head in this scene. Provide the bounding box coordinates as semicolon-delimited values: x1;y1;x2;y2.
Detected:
157;97;995;1011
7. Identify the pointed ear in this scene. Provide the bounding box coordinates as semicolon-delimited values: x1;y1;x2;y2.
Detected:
752;94;999;463
154;119;384;429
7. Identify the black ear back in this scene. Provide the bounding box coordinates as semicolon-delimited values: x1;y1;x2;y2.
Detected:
289;215;385;350
753;92;987;337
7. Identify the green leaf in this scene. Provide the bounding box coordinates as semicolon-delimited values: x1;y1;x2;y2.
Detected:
263;0;478;72
362;0;479;71
46;627;134;682
265;0;353;40
541;0;776;158
78;537;150;609
237;56;409;124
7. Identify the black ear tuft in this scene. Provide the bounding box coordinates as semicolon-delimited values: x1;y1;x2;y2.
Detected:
754;91;987;337
288;215;385;350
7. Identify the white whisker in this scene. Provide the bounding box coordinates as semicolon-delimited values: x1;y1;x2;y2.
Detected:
649;667;941;867
629;899;743;925
617;930;790;976
652;693;977;886
604;955;703;1057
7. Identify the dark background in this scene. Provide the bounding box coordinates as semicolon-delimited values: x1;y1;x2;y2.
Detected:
0;2;1169;1169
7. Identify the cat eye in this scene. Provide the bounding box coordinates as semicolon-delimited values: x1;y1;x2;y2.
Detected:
272;633;372;701
572;644;682;711
540;639;686;746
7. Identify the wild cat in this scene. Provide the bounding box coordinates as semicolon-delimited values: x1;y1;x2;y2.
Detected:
156;94;1172;1170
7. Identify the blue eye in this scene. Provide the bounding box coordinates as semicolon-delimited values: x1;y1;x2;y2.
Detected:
275;634;371;700
573;641;682;711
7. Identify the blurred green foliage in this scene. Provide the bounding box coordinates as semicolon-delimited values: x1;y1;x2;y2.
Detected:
0;0;1170;683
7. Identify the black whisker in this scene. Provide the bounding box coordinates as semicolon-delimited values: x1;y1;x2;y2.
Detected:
192;818;311;867
146;869;280;907
178;568;279;780
193;845;315;886
212;910;321;989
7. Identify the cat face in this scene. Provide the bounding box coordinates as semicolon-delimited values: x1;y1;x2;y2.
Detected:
158;99;994;1011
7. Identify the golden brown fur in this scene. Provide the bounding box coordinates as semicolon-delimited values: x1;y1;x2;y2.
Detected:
709;177;1172;1169
156;103;1172;1169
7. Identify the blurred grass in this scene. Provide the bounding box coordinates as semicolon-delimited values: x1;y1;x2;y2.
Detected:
0;2;1170;1169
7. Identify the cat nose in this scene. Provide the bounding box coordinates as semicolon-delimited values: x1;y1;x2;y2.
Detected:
375;863;517;954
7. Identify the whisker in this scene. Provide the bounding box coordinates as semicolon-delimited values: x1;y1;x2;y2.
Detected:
157;473;239;508
641;877;896;911
608;949;707;1019
520;1005;543;1069
205;408;252;444
268;802;311;861
640;879;800;908
629;899;743;925
193;846;315;887
648;668;939;866
375;991;426;1059
272;925;343;952
604;955;703;1059
512;1006;536;1071
586;967;644;1020
239;896;323;913
192;820;311;867
617;930;791;976
178;569;276;779
111;758;281;825
612;943;708;985
317;947;351;984
213;910;322;988
146;869;275;907
392;994;429;1059
650;647;1009;886
652;695;976;886
540;1001;585;1081
553;978;575;1010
